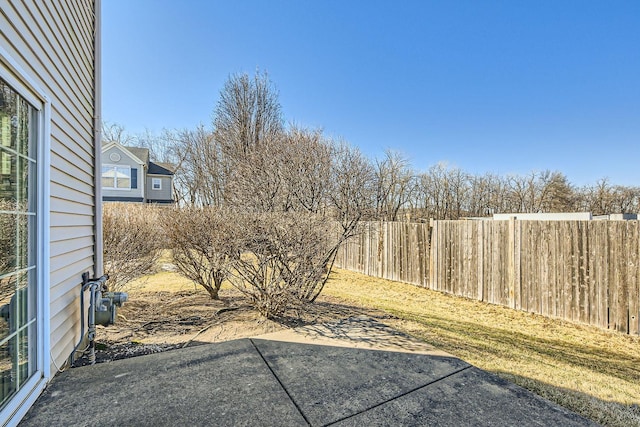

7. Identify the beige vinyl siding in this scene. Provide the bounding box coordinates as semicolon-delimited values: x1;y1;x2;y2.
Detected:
0;0;98;372
146;175;173;201
50;175;94;201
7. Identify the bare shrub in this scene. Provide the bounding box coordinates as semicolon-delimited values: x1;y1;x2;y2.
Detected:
162;207;240;300
281;126;333;214
223;134;288;212
102;203;162;291
228;212;337;318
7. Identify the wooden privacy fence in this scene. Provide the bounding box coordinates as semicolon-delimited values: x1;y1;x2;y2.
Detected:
334;220;640;335
335;222;430;286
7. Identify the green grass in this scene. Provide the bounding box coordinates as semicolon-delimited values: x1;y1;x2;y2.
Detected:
323;268;640;427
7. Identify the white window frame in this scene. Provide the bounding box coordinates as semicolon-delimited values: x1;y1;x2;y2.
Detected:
0;46;51;426
101;164;131;190
151;178;161;190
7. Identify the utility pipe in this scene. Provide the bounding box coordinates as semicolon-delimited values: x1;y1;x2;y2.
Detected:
71;274;108;365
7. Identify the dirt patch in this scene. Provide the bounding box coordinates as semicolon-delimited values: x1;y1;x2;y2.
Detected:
73;273;389;366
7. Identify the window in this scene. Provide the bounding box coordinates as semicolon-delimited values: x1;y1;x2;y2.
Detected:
0;77;38;410
152;178;161;190
101;165;131;190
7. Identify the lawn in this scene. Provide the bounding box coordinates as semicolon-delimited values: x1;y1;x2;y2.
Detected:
323;268;640;427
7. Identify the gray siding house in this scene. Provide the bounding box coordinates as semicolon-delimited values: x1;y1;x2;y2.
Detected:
102;141;175;204
0;1;101;425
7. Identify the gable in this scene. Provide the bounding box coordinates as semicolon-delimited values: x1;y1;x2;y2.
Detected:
101;141;146;165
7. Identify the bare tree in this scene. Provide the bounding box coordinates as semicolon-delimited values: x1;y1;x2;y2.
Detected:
589;178;615;215
446;166;470;219
101;121;135;145
191;70;288;210
417;163;446;219
505;170;575;213
136;128;174;163
328;141;375;234
213;71;284;158
102;203;162;291
467;173;508;217
414;162;470;219
167;126;225;206
373;150;416;221
577;179;640;215
611;185;640;213
506;172;541;213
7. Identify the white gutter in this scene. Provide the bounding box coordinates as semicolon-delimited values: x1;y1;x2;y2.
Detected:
93;0;103;276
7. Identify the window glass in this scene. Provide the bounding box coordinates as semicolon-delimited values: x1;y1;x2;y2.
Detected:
115;167;130;189
0;77;37;410
152;178;161;190
101;166;115;188
101;165;131;189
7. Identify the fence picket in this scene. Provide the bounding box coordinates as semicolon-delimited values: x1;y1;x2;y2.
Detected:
333;220;640;335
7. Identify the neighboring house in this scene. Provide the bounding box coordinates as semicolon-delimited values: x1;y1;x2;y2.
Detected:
492;212;593;221
492;212;638;221
101;141;175;204
0;1;101;425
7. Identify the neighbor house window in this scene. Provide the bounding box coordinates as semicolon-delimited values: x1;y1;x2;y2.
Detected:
101;165;131;189
151;178;161;190
0;77;38;411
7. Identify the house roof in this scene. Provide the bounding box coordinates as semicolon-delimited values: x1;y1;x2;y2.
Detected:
124;146;150;165
148;161;175;176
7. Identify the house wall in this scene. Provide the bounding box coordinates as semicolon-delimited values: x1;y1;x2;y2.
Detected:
593;213;638;220
145;174;173;202
492;212;593;221
0;1;98;371
102;145;144;201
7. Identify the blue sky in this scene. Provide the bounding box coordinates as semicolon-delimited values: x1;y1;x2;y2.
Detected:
102;1;640;186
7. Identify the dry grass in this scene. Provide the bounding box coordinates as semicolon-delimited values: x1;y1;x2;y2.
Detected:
323;268;640;427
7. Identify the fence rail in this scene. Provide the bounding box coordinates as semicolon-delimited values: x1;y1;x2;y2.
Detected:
335;220;640;335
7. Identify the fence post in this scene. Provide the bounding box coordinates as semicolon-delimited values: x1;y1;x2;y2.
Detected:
508;217;516;309
478;220;484;302
429;219;436;290
514;219;522;310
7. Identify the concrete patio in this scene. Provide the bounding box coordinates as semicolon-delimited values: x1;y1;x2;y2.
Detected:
20;316;595;426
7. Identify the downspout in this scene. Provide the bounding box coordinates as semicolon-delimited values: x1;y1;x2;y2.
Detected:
77;0;103;363
93;0;103;276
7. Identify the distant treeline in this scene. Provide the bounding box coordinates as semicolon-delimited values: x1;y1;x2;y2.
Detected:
104;71;639;221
